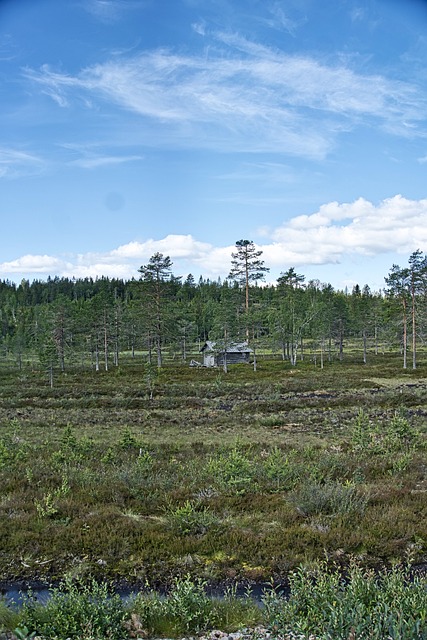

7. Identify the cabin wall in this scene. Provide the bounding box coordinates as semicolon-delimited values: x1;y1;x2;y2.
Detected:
203;354;216;367
215;352;250;365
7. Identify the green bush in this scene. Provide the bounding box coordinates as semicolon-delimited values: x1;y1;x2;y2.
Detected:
131;575;216;636
351;409;420;455
164;575;214;633
262;446;300;491
289;480;369;518
19;578;127;640
262;562;427;639
165;499;219;536
207;447;254;494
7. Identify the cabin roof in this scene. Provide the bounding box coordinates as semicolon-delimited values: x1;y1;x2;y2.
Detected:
200;341;252;353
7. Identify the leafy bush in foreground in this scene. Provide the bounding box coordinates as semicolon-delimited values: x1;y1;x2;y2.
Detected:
263;562;427;639
18;578;127;640
2;566;425;639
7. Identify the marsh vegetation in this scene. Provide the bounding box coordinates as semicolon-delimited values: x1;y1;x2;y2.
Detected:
0;355;426;584
0;348;426;637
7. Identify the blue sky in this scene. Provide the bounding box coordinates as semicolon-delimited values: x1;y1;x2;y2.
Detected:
2;0;427;291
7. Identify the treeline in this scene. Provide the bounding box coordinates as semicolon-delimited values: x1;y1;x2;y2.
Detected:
0;247;426;374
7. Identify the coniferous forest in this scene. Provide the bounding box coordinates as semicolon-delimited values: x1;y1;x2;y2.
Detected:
1;245;427;373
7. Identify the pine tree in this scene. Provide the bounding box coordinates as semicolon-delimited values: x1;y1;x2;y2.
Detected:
228;240;269;340
138;253;175;367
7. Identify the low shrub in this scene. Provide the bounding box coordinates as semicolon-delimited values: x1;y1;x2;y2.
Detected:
206;447;254;495
262;446;300;491
19;577;127;640
130;575;216;636
288;480;369;518
262;562;427;639
164;499;219;536
2;567;425;639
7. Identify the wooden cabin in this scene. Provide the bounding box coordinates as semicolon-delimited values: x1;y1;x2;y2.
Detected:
200;341;252;367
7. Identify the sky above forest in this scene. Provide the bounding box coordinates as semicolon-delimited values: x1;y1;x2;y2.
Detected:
2;0;427;291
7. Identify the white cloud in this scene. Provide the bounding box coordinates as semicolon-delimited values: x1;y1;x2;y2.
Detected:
192;21;206;36
2;196;427;284
70;154;143;168
0;254;67;273
0;147;44;178
82;0;130;24
264;195;427;266
61;263;135;280
265;3;299;34
24;32;427;158
112;235;213;260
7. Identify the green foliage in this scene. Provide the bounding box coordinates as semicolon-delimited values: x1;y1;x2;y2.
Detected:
20;578;126;640
5;568;425;639
384;410;420;451
34;474;70;519
131;575;261;636
165;500;219;536
119;427;139;450
262;562;427;639
34;491;59;518
136;447;153;471
130;575;214;636
262;446;300;491
61;424;78;449
164;575;214;633
351;408;373;450
0;360;426;586
0;439;12;467
289;480;369;518
0;598;21;634
0;435;25;467
207;446;254;494
351;408;420;456
12;625;37;639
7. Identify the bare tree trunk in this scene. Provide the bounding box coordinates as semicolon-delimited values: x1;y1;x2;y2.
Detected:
402;298;407;369
156;336;162;368
147;331;152;365
114;311;120;367
104;312;109;372
412;290;416;370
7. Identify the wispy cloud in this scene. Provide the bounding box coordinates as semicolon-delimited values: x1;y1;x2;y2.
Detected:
0;147;44;178
260;2;300;35
58;142;144;169
2;196;427;284
70;154;143;169
23;31;427;158
81;0;144;24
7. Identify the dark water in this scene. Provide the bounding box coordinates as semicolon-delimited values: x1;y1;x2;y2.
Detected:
2;564;426;607
0;580;276;607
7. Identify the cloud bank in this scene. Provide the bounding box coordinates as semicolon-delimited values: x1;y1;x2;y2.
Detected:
2;195;426;286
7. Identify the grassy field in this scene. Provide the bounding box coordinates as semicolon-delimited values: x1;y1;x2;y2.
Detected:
0;353;426;590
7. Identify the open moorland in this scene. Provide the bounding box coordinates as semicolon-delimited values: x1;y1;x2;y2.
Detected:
0;353;426;592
